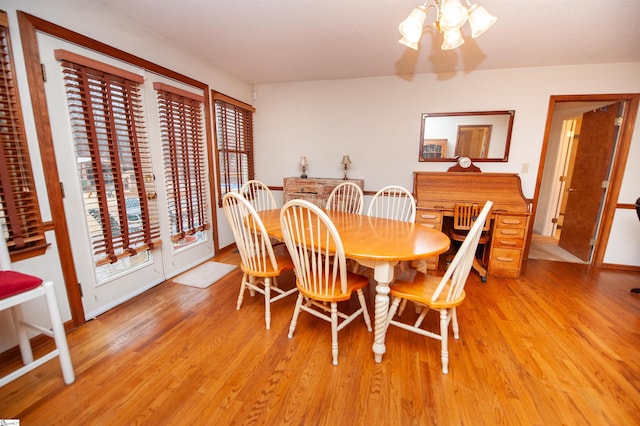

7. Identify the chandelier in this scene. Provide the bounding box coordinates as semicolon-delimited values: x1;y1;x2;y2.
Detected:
398;0;497;51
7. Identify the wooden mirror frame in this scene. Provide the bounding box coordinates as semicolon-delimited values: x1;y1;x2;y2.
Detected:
418;110;515;162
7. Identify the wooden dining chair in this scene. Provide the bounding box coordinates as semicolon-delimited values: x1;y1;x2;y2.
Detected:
449;202;492;282
280;199;372;365
365;185;417;280
240;180;277;212
240;179;283;247
222;192;297;330
384;201;493;374
326;181;364;214
367;185;416;223
0;235;75;387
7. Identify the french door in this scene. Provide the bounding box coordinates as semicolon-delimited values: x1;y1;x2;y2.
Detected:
38;34;214;318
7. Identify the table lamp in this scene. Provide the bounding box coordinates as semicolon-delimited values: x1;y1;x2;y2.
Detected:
299;156;308;178
341;155;351;180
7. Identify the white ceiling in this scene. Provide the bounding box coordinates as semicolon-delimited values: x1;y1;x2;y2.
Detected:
93;0;640;85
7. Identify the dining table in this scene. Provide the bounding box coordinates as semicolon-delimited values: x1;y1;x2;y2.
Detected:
258;208;451;363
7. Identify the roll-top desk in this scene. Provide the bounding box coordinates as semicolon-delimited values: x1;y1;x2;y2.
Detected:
413;171;530;278
283;177;364;208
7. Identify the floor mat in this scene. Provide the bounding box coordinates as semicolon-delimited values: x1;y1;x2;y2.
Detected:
173;261;238;288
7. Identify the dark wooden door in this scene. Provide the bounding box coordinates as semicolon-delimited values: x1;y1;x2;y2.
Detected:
558;102;621;260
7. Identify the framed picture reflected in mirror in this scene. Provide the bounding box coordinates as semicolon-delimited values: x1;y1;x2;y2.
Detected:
418;110;514;162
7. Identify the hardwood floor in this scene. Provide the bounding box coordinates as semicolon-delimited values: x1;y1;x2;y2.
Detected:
1;252;639;425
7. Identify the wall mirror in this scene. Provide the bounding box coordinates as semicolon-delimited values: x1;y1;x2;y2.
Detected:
418;110;515;162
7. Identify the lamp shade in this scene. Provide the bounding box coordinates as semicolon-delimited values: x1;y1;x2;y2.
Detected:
441;28;465;50
438;0;468;31
399;6;427;43
341;155;351;166
467;4;497;38
299;156;308;167
399;36;420;50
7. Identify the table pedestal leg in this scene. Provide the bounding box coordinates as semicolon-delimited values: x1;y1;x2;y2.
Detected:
372;261;395;363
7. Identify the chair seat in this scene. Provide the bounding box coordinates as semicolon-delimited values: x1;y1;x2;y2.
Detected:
240;244;294;277
390;273;466;309
0;270;43;300
297;271;369;302
449;229;490;244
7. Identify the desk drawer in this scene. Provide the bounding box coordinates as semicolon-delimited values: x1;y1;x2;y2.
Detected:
493;228;525;249
494;227;525;239
416;209;442;230
495;215;527;227
488;248;522;278
492;213;528;249
415;209;443;271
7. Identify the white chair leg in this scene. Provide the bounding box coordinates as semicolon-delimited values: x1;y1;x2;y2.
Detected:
264;278;271;330
288;294;304;338
11;304;34;364
451;307;460;339
331;302;338;366
440;309;449;375
356;289;372;331
413;307;429;328
248;276;256;297
236;273;248;310
386;297;402;332
43;281;75;384
397;298;408;316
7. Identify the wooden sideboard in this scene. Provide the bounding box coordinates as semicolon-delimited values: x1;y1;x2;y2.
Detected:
283;177;364;208
413;171;530;278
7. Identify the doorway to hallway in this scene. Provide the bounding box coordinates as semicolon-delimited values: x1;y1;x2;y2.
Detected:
529;94;639;267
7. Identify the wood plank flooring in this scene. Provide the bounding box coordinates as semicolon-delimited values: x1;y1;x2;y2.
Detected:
1;253;639;425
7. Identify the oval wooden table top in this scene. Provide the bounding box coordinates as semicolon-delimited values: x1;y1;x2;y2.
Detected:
258;208;451;262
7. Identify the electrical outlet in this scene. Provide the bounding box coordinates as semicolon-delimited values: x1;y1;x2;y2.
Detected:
521;162;529;173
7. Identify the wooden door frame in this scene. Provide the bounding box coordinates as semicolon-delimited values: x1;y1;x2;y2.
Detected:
527;93;640;267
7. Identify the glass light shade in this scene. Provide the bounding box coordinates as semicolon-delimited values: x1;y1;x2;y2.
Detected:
441;28;465;50
467;4;497;38
399;36;419;50
438;0;468;31
398;6;427;43
299;156;308;167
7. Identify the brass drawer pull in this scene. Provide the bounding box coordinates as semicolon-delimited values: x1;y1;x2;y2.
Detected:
420;214;438;220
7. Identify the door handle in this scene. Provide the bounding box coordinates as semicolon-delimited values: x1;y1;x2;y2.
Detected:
566;188;576;192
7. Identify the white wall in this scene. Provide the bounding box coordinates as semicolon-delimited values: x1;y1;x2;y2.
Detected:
606;120;640;265
252;63;640;265
1;0;253;351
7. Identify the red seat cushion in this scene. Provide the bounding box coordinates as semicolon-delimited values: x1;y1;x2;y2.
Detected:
0;270;43;300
